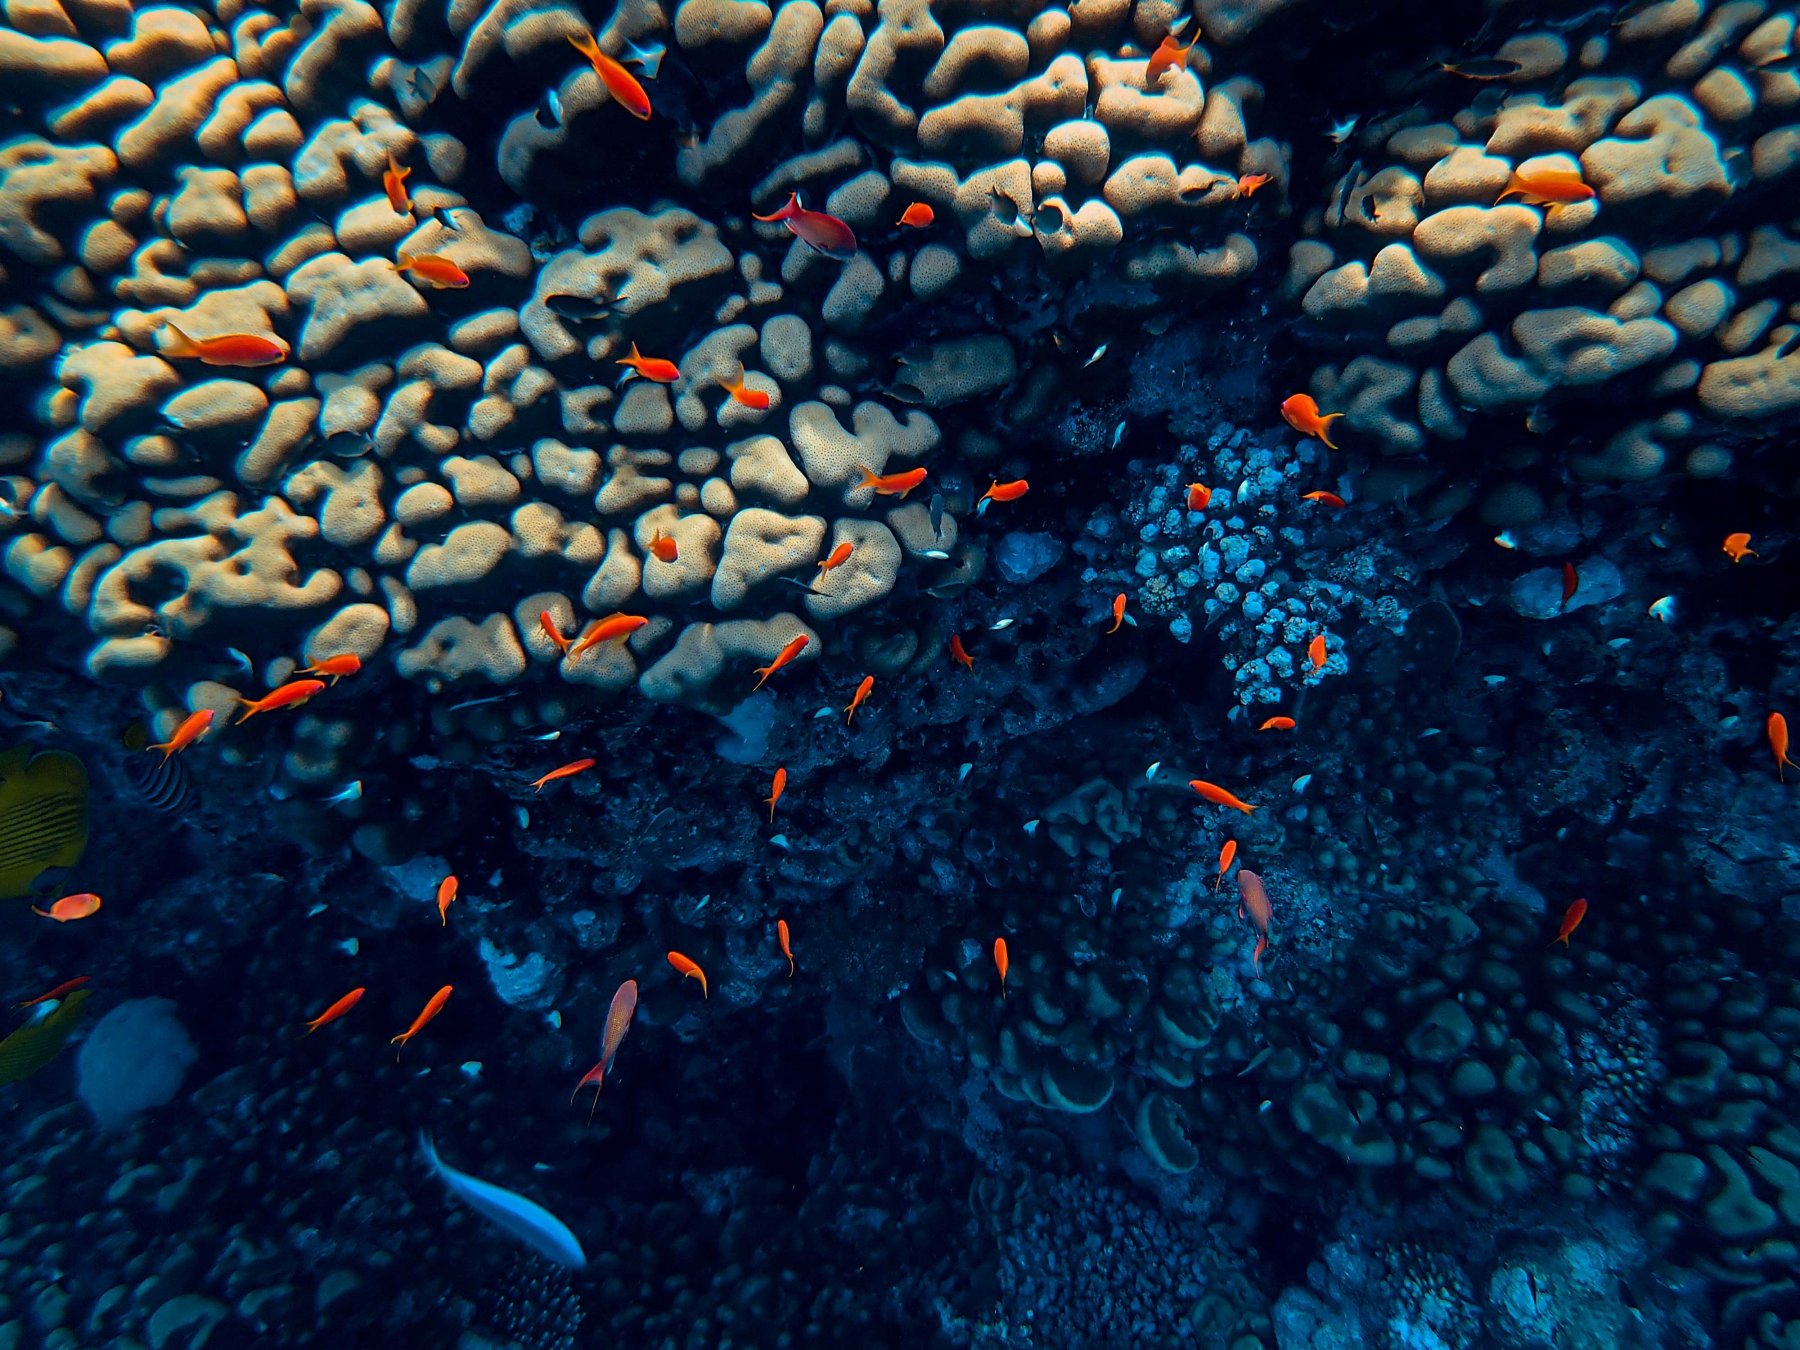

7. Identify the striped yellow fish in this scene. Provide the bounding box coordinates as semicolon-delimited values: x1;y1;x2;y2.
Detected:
0;744;88;899
0;988;91;1087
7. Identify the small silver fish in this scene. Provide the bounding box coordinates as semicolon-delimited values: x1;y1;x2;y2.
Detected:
336;937;360;956
958;763;973;782
224;647;254;675
921;549;951;561
770;834;792;852
514;806;529;829
1493;531;1517;550
1023;819;1039;836
322;431;374;458
1110;420;1127;450
1083;343;1108;368
621;35;666;77
460;1061;483;1079
1236;1047;1273;1077
1327;114;1359;143
449;693;511;710
813;706;835;719
1109;888;1122;911
1648;595;1675;623
431;207;462;232
1292;773;1312;793
324;780;363;804
1146;761;1162;781
777;577;822;595
1483;674;1508;686
307;902;327;918
989;618;1015;631
535;88;563;130
528;730;561;741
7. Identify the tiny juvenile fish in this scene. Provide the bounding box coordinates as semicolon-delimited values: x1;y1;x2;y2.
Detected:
989;618;1015;631
752;193;858;259
667;950;708;998
752;634;809;690
1083;344;1108;368
1281;393;1344;449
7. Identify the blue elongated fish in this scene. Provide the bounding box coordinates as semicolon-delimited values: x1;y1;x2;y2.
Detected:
418;1133;586;1268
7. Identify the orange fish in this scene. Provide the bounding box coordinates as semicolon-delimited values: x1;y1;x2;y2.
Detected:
897;203;934;228
855;464;928;499
394;252;470;288
1215;839;1237;892
383;154;412;215
1236;172;1271;197
1770;712;1797;782
668;950;708;998
1189;779;1258;814
845;674;874;724
1258;716;1295;732
817;541;854;576
571;978;639;1121
531;757;596;792
302;987;365;1036
1302;490;1345;508
979;480;1029;510
158;322;288;367
1280;393;1344;449
752;634;809;690
752;193;858;259
1724;532;1757;563
148;709;214;761
1552;897;1588;946
1496;166;1594;206
721;368;771;411
617;342;680;384
568;32;652;119
949;634;975;672
33;893;100;922
235;678;326;724
765;766;787;822
1308;633;1328;672
569;612;648;659
993;937;1009;998
436;874;457;926
539;611;572;656
1106;593;1128;635
1186;483;1212;512
777;918;794;977
1145;30;1199;83
14;975;90;1008
648;529;678;563
1561;562;1578;611
1237;869;1273;975
391;984;452;1056
300;653;361;684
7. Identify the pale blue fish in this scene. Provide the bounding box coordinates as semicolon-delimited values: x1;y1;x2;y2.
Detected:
324;780;362;804
417;1133;587;1268
621;36;666;76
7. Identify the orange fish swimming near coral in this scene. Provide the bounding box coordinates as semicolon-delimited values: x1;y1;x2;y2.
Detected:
1189;779;1258;814
392;984;452;1056
1308;633;1328;672
817;541;854;577
845;674;874;724
569;613;648;660
753;193;858;259
531;758;596;793
1237;869;1273;975
539;611;572;656
571;978;639;1122
158;323;288;367
1186;483;1212;512
436;874;457;926
236;679;326;724
668;951;708;998
765;767;787;822
1235;173;1271;197
1496;165;1594;206
1258;716;1295;732
1302;491;1345;508
302;987;365;1037
778;919;794;977
15;975;90;1009
148;709;213;762
949;634;975;672
1770;712;1797;782
1215;839;1237;892
752;634;809;689
1724;532;1757;563
1561;562;1579;611
32;893;100;923
897;203;934;228
394;252;470;288
647;529;678;563
721;368;771;410
1106;593;1128;635
993;937;1009;998
978;480;1029;512
1552;897;1588;946
300;653;361;684
617;342;680;384
383;154;412;216
1281;394;1344;449
1145;29;1200;83
856;464;928;499
568;32;652;119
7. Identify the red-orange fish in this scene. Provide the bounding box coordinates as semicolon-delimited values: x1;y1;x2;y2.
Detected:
395;252;469;288
1561;562;1578;611
1552;897;1588;946
540;611;572;656
1281;393;1344;449
1189;779;1258;814
391;984;452;1055
950;634;975;672
1308;633;1328;672
817;541;854;576
383;154;412;216
1302;490;1345;508
617;342;680;384
1236;172;1271;197
1186;483;1212;512
569;613;648;659
148;709;214;761
236;679;326;724
1258;716;1295;732
845;674;874;724
532;758;596;792
302;987;364;1036
436;874;457;926
721;368;771;410
979;480;1029;508
159;322;288;367
648;529;678;563
571;978;639;1121
1770;712;1797;782
778;919;794;977
1496;166;1594;206
993;936;1009;998
14;975;90;1008
897;203;934;228
568;32;652;120
1106;593;1128;635
33;893;100;922
1724;532;1757;563
668;950;708;998
1215;839;1237;892
765;766;787;822
1145;31;1199;83
300;653;361;684
753;192;858;259
752;634;809;690
856;464;927;498
1237;869;1273;975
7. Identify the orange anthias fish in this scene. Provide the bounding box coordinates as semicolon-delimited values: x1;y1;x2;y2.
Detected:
1236;173;1271;197
1237;869;1273;976
394;252;470;288
765;766;787;822
1308;633;1328;672
617;343;681;384
752;634;809;690
148;709;214;761
648;529;678;563
1258;716;1296;732
568;32;652;120
1190;779;1258;814
1215;839;1237;892
392;984;452;1056
979;480;1029;510
383;154;412;215
668;950;708;998
1770;712;1798;782
1280;393;1344;449
1186;483;1212;512
302;987;365;1036
236;679;326;724
721;368;771;411
752;192;859;259
532;758;596;792
845;674;874;724
300;653;361;684
1302;490;1345;508
569;613;648;659
993;937;1009;998
949;634;975;672
1106;593;1128;635
1561;562;1578;611
436;874;458;926
1145;30;1199;83
33;893;101;922
1496;166;1594;206
777;919;794;977
1552;897;1588;946
15;975;90;1008
539;611;572;656
1724;532;1757;563
159;322;288;367
897;203;934;228
571;978;639;1122
856;464;928;499
817;541;854;577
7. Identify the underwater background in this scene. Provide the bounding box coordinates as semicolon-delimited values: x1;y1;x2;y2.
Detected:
1;0;1798;1343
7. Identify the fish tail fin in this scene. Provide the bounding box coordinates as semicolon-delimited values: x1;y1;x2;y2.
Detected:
159;321;197;358
855;464;882;492
1319;414;1343;450
233;699;259;725
567;30;598;58
394;253;414;274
